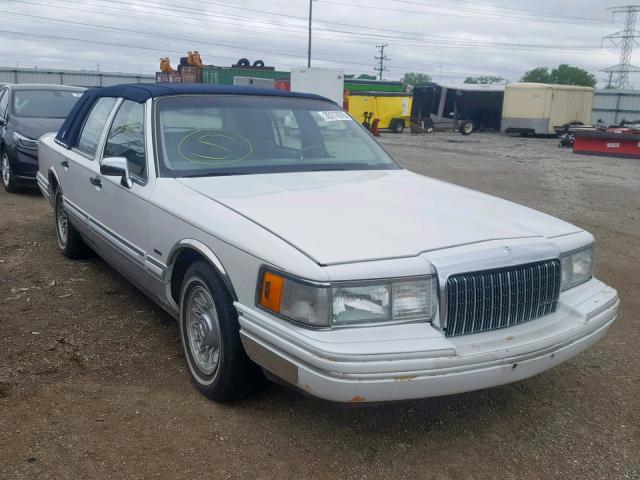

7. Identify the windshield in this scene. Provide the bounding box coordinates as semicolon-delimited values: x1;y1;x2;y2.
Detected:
12;89;84;118
155;95;399;177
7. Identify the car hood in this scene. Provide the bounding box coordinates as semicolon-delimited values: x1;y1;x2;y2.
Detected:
178;170;581;266
12;117;65;140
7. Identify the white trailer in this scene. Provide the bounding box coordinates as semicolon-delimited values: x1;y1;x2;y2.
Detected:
290;68;344;106
502;83;593;135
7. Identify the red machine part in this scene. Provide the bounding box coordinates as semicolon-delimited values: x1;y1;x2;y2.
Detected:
371;118;381;137
573;129;640;159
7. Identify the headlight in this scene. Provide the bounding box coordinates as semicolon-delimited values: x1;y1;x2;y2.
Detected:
258;269;438;327
560;245;593;291
13;132;39;150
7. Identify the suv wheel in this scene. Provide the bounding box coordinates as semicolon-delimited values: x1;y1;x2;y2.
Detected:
179;260;261;402
54;187;87;258
2;150;18;193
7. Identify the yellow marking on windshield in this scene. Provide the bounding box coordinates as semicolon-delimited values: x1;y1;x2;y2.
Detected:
177;129;253;165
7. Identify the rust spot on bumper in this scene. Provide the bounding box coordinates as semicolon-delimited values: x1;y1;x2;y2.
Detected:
349;395;366;403
393;376;416;382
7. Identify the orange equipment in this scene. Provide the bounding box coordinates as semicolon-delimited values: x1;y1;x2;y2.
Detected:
159;57;176;73
188;51;205;68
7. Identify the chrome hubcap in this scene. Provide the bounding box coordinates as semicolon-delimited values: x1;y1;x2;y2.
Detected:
464;123;473;133
186;285;221;376
1;154;9;186
56;197;68;245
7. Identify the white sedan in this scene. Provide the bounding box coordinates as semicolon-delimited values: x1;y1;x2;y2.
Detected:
37;83;619;403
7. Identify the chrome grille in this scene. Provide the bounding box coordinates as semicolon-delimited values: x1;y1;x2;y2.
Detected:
445;259;561;337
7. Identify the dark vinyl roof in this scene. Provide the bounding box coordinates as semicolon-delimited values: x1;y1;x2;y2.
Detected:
55;83;332;149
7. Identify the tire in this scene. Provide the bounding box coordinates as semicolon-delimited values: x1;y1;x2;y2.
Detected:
2;149;19;193
179;260;261;402
252;60;265;67
236;58;250;67
391;119;405;133
53;187;87;258
459;121;474;135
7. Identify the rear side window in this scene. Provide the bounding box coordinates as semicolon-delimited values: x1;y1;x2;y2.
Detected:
77;97;117;158
0;89;8;119
104;100;146;181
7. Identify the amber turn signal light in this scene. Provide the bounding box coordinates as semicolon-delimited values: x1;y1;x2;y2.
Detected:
260;271;285;313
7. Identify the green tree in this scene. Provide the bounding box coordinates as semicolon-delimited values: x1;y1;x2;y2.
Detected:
402;72;432;86
464;75;505;84
521;64;596;87
521;67;552;83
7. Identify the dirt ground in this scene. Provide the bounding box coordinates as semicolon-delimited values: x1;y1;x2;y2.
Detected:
1;132;638;480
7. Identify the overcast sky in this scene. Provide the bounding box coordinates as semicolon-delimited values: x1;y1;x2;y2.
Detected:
0;0;637;87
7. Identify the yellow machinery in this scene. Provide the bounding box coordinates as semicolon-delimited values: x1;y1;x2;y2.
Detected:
346;91;412;133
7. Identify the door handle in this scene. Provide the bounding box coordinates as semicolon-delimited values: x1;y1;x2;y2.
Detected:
89;176;102;188
61;160;69;168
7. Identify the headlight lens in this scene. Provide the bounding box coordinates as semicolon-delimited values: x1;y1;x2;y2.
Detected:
332;278;437;326
13;132;39;150
259;271;331;327
258;269;438;327
560;246;593;291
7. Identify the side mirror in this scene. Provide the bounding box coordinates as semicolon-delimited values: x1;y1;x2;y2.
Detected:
100;156;132;188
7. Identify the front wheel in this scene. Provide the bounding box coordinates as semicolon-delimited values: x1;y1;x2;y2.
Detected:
459;121;475;135
179;261;261;402
2;150;19;193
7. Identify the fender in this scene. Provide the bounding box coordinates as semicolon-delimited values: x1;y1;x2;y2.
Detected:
164;239;238;311
45;166;61;206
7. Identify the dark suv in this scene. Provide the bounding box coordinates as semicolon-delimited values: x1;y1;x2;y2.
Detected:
0;84;85;192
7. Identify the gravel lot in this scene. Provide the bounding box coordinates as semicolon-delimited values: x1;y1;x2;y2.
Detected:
1;132;638;480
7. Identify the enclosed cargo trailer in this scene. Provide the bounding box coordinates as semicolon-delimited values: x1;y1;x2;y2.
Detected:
411;83;504;134
346;91;412;132
290;68;344;106
502;83;593;135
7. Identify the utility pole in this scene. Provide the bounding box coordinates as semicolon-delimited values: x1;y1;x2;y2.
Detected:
374;43;389;80
307;0;313;68
602;4;640;88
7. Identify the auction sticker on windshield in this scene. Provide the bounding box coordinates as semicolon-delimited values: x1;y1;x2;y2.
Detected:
317;111;352;122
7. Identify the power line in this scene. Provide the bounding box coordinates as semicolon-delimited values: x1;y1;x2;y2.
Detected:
374;43;389;80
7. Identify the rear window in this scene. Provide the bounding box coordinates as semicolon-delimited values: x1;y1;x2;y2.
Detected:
12;89;84;119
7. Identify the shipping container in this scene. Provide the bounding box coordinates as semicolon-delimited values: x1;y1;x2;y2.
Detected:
178;66;202;83
275;78;291;91
344;79;405;93
156;72;182;83
290;68;344;105
346;91;412;132
502;83;593;135
592;89;640;125
202;67;289;85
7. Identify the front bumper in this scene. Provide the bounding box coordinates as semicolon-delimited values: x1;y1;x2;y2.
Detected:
10;148;39;185
236;278;618;403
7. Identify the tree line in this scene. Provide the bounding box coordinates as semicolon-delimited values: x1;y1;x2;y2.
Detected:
400;64;597;88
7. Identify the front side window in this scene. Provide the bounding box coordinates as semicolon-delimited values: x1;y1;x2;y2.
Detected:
155;95;399;177
104;100;146;181
12;89;84;119
77;97;117;158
